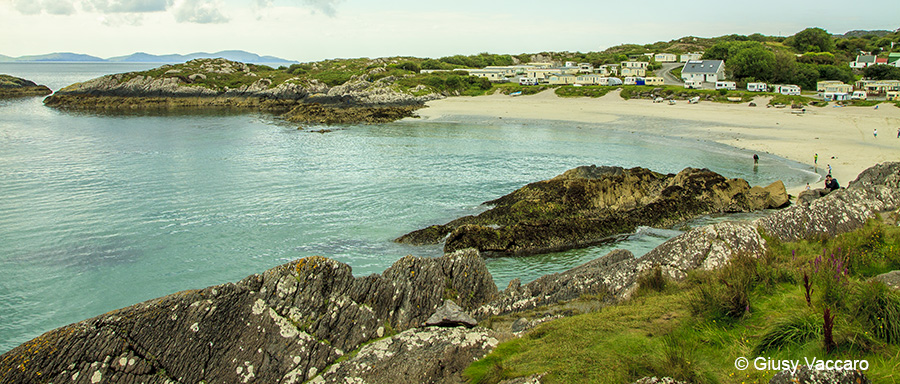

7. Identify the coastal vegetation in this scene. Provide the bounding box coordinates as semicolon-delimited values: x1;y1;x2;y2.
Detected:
466;218;900;384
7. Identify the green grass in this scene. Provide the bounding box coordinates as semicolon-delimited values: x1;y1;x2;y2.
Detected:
555;86;614;98
619;85;755;103
466;219;900;384
768;94;821;107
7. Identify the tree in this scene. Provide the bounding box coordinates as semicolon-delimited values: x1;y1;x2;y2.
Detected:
727;46;776;81
787;27;836;53
863;65;900;80
772;51;799;84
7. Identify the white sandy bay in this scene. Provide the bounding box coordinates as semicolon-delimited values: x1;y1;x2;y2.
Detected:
411;89;900;195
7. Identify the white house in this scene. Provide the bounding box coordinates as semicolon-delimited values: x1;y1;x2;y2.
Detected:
576;74;605;85
466;69;508;82
621;67;647;77
578;63;594;73
548;73;577;85
597;64;619;76
519;77;540;86
849;55;878;69
816;81;852;96
680;53;703;62
645;77;664;86
681;60;725;83
621;61;650;69
654;53;677;63
747;82;767;92
774;84;801;95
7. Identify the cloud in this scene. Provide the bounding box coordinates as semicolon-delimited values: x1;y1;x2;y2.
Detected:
11;0;43;15
301;0;342;17
84;0;171;13
172;0;228;23
12;0;78;15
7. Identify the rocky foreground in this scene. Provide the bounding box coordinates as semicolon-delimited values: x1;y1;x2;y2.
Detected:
1;162;897;384
397;166;789;256
0;74;52;98
42;58;441;124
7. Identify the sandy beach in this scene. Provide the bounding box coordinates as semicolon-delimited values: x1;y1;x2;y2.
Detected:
413;89;900;195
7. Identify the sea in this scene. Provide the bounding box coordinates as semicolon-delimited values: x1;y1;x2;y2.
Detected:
0;63;820;353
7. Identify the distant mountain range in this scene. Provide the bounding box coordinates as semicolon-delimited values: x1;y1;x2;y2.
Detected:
0;50;297;64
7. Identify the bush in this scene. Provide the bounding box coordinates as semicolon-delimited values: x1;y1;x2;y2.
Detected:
637;265;667;294
754;310;821;354
851;281;900;343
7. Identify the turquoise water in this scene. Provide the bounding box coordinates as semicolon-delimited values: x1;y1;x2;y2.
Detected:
0;64;819;353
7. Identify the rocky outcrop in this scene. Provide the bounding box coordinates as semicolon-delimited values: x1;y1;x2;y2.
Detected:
3;162;897;383
875;271;900;291
0;74;52;97
311;326;499;384
768;365;870;384
42;58;442;124
397;166;789;256
425;300;478;327
476;162;900;318
757;162;900;243
0;249;497;384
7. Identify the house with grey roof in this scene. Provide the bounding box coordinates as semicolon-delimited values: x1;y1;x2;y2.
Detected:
681;60;725;84
850;55;878;69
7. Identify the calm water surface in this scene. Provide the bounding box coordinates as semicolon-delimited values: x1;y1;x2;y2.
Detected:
0;63;819;353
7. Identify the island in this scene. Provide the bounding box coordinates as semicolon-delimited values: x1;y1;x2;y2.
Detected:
42;58;447;124
0;74;52;98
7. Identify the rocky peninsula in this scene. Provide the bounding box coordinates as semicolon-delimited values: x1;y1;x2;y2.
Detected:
397;166;789;256
0;74;52;98
43;58;443;124
1;162;897;384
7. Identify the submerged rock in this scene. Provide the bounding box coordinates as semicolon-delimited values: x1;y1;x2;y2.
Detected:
0;74;52;97
397;166;789;256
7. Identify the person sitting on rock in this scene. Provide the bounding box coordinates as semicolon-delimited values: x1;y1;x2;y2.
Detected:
824;175;840;191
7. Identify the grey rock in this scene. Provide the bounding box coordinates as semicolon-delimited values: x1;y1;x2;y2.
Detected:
875;270;900;290
768;365;870;384
311;326;499;384
500;373;546;384
425;300;478;328
0;249;497;384
632;377;689;384
758;162;900;243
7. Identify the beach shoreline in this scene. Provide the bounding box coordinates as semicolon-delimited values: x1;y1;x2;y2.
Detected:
410;89;900;196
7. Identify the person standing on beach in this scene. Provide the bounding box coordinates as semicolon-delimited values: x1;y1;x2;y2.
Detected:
753;154;759;164
814;153;818;164
827;164;832;174
874;128;878;138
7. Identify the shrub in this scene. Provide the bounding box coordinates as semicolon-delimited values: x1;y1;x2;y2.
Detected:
851;280;900;343
637;265;667;294
754;310;821;354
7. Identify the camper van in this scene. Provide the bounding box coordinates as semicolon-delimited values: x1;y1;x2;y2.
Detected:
747;82;767;92
715;81;737;91
823;92;850;101
684;80;703;89
850;91;867;100
519;77;540;86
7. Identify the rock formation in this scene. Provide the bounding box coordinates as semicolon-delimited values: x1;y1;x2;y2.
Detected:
42;58;442;124
0;250;496;384
0;74;52;97
397;165;789;256
2;162;896;383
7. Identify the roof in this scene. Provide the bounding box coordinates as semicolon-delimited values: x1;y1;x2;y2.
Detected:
876;58;888;64
856;55;877;63
681;60;724;74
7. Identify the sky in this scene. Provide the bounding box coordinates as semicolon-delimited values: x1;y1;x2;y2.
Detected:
1;0;898;62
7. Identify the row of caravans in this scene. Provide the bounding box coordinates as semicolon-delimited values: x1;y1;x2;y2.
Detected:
521;76;663;86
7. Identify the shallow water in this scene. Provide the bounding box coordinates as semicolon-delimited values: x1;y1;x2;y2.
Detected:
0;63;819;353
